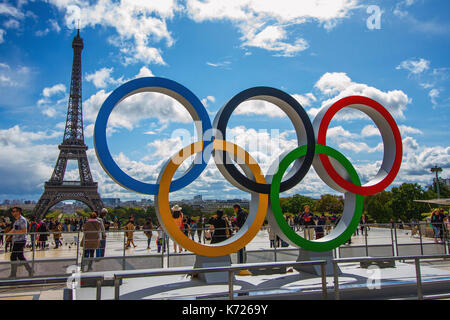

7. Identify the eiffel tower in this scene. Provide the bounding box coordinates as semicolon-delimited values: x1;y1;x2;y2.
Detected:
33;29;103;219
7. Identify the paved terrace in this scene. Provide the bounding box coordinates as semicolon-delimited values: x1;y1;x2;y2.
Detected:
0;225;448;300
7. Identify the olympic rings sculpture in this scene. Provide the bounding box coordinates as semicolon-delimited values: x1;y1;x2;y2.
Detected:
94;77;402;256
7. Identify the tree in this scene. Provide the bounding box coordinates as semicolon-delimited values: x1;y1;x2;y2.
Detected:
314;194;344;214
427;181;450;199
280;194;315;214
389;183;430;222
364;190;393;223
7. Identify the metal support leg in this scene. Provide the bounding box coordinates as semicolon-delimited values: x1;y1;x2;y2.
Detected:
31;234;35;277
390;226;395;257
321;263;328;300
418;223;424;256
122;232;126;270
415;258;423;300
167;233;170;268
394;225;399;257
333;262;340;300
114;278;120;300
96;279;102;300
76;231;80;267
364;226;369;256
274;242;277;262
228;270;234;300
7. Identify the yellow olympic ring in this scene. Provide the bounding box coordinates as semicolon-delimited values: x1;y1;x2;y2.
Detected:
155;140;268;257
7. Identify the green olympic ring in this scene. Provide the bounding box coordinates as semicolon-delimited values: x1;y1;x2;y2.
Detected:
269;144;364;252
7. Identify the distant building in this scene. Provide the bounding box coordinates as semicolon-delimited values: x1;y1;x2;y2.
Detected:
102;198;121;207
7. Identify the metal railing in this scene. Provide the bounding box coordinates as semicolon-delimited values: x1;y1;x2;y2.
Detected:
74;259;329;300
0;222;448;280
332;254;450;300
2;253;449;300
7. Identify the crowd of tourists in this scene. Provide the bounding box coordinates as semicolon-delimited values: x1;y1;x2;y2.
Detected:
1;204;448;276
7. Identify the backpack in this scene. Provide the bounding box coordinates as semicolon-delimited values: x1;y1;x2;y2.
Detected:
38;223;48;232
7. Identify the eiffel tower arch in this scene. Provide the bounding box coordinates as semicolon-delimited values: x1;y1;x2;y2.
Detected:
33;30;104;220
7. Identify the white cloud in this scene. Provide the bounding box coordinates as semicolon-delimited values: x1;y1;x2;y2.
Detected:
398;125;423;136
328;126;355;139
310;72;410;120
361;124;379;137
186;0;359;57
243;25;309;57
85;67;118;88
3;19;20;29
0;3;25;20
234;100;286;118
360;124;422;138
0;125;61;146
0;63;31;87
135;66;154;78
48;0;180;65
37;83;68;117
314;72;353;95
42;83;66;98
396;58;430;75
338;141;383;154
83;89;191;132
201;96;215;107
429;88;440;107
206;61;231;68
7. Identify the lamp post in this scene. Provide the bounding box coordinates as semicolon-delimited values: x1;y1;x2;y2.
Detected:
431;166;443;208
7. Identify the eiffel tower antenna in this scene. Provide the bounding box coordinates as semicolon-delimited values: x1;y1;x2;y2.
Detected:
33;30;104;219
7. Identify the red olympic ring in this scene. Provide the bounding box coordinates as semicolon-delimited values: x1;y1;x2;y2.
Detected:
317;95;403;195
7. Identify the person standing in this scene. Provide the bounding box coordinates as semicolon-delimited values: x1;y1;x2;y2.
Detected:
96;208;108;257
0;218;6;247
267;224;277;248
233;204;248;263
144;218;153;250
4;218;13;253
8;207;33;278
431;209;445;243
52;220;63;249
124;217;137;249
197;216;204;243
37;219;49;250
171;205;184;253
81;212;102;272
208;210;228;244
301;205;315;240
189;219;197;241
155;224;166;253
315;213;326;239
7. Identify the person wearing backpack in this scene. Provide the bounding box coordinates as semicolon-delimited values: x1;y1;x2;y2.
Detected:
37;219;48;250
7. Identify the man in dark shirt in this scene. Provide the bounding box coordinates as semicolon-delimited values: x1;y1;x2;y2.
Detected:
208;210;227;244
233;204;247;263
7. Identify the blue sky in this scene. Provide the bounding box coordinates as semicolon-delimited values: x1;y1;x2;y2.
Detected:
0;0;449;202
